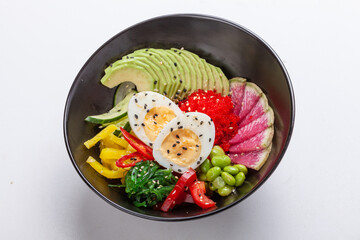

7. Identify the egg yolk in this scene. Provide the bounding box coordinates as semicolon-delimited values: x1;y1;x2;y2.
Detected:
144;106;177;141
160;129;202;167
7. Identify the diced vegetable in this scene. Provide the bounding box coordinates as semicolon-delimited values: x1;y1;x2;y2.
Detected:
160;168;197;212
99;148;127;161
189;181;216;209
86;156;127;179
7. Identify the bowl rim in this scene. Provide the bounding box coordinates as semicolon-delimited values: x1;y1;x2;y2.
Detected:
63;13;295;221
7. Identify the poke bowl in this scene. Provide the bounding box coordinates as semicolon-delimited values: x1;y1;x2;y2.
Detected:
63;14;295;221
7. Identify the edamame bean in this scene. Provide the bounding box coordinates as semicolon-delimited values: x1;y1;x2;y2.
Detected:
234;164;248;175
217;185;234;197
221;172;236;186
210;145;225;159
235;172;246;187
223;166;240;175
212;176;226;189
206;166;222;181
198;173;207;181
211;155;231;168
200;159;212;173
209;182;217;191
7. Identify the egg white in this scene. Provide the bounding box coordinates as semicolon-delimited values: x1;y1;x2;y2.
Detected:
153;112;216;173
127;91;183;147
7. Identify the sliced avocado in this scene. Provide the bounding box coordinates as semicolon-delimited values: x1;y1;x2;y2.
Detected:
123;51;167;94
101;63;154;91
145;49;174;97
170;49;197;97
165;50;192;100
208;64;223;95
202;60;215;91
151;49;181;99
172;48;203;92
216;67;229;96
179;49;210;91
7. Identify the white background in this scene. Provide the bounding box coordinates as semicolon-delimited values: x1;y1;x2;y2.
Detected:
1;0;360;239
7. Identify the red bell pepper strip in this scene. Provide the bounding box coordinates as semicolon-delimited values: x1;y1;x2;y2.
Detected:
160;168;197;212
116;152;145;168
119;127;154;160
189;181;216;209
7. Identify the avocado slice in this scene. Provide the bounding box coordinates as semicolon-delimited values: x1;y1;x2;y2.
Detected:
165;50;192;100
208;64;223;95
101;63;154;91
145;49;175;97
126;50;168;94
172;48;202;92
151;49;181;99
216;67;229;95
170;49;198;97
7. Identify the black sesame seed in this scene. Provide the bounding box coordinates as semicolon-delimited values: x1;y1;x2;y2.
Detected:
170;128;173;132
172;144;176;147
177;153;181;156
152;99;156;102
200;121;203;125
195;117;198;120
134;114;138;119
141;123;145;127
145;49;149;51
164;91;167;96
178;126;183;129
178;169;182;172
109;64;113;67
197;161;200;164
134;124;138;126
147;109;149;113
145;93;148;96
126;56;129;59
135;98;138;103
130;57;134;59
208;121;211;125
209;138;211;142
196;144;199;147
170;163;173;166
182;147;187;150
176;141;180;144
149;143;153;146
154;80;158;84
177;122;180;125
179;52;181;55
149;53;152;56
199;134;203;137
167;149;170;154
174;76;177;79
168;102;171;106
179;79;183;84
174;50;177;52
183;88;187;92
174;62;177;67
154;121;157;125
210;118;213;122
176;135;179;139
199;194;201;197
200;157;202;160
144;104;147;109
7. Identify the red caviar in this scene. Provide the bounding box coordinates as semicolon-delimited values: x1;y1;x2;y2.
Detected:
178;90;239;152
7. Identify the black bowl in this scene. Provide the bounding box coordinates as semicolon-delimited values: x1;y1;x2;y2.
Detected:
64;14;295;221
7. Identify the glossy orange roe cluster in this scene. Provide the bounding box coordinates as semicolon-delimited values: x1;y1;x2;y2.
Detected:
178;90;239;152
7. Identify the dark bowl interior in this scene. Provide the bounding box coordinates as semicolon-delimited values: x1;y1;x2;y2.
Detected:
64;14;295;221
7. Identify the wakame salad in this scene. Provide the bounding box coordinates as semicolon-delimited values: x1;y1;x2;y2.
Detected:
84;48;274;211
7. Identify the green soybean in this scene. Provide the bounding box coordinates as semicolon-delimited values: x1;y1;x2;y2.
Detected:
209;182;217;191
217;185;234;197
223;166;240;175
206;166;222;181
198;173;207;181
212;176;226;189
210;145;225;159
234;164;248;175
221;172;236;186
235;172;246;187
211;155;231;168
200;159;212;173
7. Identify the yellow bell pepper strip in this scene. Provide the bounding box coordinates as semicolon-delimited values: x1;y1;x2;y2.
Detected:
100;136;123;150
108;134;129;148
84;124;118;149
126;144;137;154
100;148;127;161
86;156;127;179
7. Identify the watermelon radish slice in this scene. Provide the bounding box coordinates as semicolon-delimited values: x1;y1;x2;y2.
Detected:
237;82;263;123
229;108;274;145
229;144;272;170
228;126;274;153
239;94;269;128
229;78;247;115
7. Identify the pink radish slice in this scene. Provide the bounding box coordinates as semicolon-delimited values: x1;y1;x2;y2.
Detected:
229;144;272;170
237;82;263;123
229;126;274;153
229;108;274;145
230;78;246;115
239;94;269;128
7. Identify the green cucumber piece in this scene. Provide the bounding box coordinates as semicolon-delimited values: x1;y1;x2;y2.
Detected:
113;82;136;106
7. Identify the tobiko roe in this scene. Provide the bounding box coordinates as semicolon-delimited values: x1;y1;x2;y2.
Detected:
178;90;239;151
